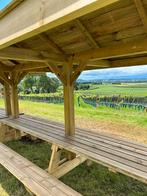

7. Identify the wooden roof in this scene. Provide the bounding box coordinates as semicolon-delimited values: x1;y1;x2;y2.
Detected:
0;0;147;74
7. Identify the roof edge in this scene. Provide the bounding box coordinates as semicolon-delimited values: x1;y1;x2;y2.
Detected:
0;0;24;19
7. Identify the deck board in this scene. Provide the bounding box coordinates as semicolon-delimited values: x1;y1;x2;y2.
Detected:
0;109;147;184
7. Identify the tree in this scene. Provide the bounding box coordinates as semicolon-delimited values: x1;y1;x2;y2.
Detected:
20;74;60;94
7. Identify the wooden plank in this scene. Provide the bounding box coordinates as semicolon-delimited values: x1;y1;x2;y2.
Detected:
0;47;65;63
0;143;82;196
74;38;147;62
15;118;147;170
3;118;147;170
20;114;147;152
1;115;147;184
0;0;119;49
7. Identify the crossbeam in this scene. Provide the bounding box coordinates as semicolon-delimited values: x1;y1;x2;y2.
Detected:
74;38;147;61
0;47;65;63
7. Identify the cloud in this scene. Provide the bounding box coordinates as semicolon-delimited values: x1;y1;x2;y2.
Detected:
79;65;147;80
47;65;147;80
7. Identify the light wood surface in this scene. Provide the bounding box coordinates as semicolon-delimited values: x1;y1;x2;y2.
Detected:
0;142;82;196
0;110;147;185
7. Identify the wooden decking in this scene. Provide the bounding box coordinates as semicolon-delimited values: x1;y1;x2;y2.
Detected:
0;143;82;196
0;110;147;185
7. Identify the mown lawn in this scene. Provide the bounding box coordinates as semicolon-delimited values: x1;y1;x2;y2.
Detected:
0;99;147;195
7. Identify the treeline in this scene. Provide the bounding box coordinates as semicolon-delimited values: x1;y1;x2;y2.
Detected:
18;74;60;94
74;83;90;90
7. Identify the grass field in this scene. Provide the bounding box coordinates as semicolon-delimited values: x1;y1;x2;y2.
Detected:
0;83;147;195
77;83;147;97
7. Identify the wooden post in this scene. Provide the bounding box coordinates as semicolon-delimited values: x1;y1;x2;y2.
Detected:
63;64;75;136
4;83;12;116
11;83;19;118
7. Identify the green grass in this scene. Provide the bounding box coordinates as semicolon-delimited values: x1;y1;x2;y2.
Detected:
0;140;147;196
77;83;147;97
0;98;147;128
0;88;147;195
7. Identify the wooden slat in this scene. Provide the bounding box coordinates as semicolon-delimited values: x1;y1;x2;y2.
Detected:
1;113;147;184
0;142;82;196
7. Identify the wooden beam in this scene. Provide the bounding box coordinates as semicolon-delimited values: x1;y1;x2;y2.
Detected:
0;0;119;49
75;19;111;67
11;83;19;118
71;61;87;84
0;72;11;85
0;63;12;72
14;63;48;71
75;19;99;48
38;34;67;58
111;56;147;67
63;63;75;136
4;83;12;116
9;71;20;118
46;62;66;84
0;47;66;63
0;47;46;62
74;38;147;62
134;0;147;32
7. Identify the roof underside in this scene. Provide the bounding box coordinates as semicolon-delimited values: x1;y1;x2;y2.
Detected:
0;0;147;74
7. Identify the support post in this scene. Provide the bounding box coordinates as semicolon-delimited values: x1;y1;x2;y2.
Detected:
11;83;19;118
63;64;75;136
4;83;12;116
46;61;87;136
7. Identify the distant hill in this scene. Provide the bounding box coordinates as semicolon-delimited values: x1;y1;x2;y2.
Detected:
78;65;147;83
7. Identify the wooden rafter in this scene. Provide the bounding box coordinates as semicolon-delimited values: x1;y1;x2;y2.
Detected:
38;34;67;59
75;19;99;48
74;38;147;62
134;0;147;32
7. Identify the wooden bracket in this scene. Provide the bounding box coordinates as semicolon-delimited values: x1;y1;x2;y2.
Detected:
70;61;87;85
48;144;87;178
45;62;66;84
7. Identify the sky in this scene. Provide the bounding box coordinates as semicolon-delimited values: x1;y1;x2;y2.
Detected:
48;65;147;81
1;0;147;80
0;0;12;10
79;65;147;80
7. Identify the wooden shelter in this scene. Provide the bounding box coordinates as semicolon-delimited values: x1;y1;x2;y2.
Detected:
0;0;147;195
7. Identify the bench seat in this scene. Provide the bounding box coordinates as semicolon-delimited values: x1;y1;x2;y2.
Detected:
0;113;147;184
0;143;81;196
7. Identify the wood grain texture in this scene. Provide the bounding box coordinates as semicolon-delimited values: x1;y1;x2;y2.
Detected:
0;111;147;185
0;142;82;196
